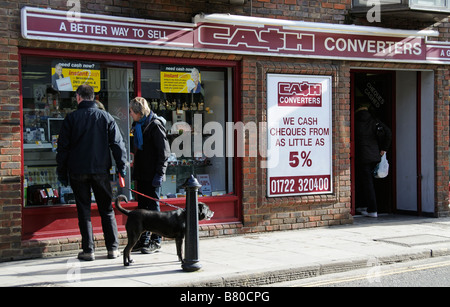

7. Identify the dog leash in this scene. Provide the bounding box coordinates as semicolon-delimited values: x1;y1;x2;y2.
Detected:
118;175;233;211
122;186;186;211
119;174;185;211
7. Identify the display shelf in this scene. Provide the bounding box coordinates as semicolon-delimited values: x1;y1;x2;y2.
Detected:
23;143;53;150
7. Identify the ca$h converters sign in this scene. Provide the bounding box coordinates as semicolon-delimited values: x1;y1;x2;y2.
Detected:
267;74;332;197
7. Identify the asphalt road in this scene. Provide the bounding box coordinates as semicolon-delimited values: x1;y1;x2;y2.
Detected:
267;255;450;287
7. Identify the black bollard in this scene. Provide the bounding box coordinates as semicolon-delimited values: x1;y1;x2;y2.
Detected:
181;175;202;272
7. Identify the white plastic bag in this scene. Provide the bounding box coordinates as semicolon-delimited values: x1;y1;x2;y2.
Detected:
373;153;389;178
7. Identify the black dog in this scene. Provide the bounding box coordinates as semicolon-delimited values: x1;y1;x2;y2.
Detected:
115;195;214;266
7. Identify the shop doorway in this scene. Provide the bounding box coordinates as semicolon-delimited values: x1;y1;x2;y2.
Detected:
351;69;435;216
351;70;395;215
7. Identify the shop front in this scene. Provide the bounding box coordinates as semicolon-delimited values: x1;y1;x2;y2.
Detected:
1;4;450;260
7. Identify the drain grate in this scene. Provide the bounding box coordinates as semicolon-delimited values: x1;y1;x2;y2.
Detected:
374;234;450;247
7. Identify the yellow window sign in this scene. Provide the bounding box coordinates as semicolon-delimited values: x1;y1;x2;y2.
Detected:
160;66;202;94
51;61;101;92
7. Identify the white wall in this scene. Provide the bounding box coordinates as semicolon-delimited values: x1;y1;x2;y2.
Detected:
396;71;418;212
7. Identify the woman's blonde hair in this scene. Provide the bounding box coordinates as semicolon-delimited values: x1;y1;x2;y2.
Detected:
129;97;151;117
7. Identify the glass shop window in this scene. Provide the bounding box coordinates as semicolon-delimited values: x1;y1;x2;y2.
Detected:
410;0;447;8
21;55;134;206
353;0;450;10
139;63;233;199
352;0;401;5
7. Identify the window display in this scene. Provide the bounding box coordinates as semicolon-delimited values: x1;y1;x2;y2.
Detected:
22;55;134;206
21;56;233;207
140;63;233;199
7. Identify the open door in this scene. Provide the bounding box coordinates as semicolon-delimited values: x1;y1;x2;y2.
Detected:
351;70;395;215
395;71;435;215
351;70;435;216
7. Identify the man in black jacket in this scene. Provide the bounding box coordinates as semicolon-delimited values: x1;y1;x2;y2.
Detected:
56;84;127;261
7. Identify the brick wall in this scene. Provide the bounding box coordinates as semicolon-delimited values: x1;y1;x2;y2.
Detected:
239;58;353;232
435;67;450;217
0;0;23;260
69;0;351;24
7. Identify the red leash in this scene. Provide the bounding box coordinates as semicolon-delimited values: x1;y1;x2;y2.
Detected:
118;174;233;210
119;174;184;210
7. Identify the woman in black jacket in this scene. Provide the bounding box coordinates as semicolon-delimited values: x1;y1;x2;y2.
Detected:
355;102;392;218
129;97;170;253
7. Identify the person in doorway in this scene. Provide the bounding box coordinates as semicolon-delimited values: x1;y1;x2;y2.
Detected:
129;97;170;253
355;101;392;218
56;84;127;261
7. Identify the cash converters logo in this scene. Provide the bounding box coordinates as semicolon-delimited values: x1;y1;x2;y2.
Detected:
277;82;322;107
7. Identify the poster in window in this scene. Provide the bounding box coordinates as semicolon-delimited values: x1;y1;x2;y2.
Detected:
197;174;212;196
51;60;101;92
160;65;203;94
266;74;333;197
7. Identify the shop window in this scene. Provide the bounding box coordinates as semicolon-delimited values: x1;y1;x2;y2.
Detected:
353;0;402;5
353;0;450;11
20;51;239;240
21;55;134;206
140;63;233;199
410;0;449;10
22;56;234;206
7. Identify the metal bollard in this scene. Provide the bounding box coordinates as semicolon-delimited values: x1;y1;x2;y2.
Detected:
181;175;202;272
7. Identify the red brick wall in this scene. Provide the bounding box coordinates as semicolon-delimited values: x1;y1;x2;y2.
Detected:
0;0;23;260
435;67;450;217
239;58;353;232
63;0;351;24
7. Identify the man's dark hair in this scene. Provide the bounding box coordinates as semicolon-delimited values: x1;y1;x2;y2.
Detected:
76;84;95;101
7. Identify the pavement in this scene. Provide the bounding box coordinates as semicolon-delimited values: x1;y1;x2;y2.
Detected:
3;214;450;287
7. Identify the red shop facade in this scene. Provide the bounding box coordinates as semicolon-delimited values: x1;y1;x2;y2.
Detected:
1;4;450;261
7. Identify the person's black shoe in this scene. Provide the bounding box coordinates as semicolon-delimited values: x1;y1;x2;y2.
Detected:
133;231;151;252
77;251;95;261
132;241;145;252
141;242;161;254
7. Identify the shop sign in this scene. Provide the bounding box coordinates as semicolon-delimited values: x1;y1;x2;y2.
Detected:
425;44;450;63
196;23;425;62
21;7;450;64
21;7;194;49
266;74;332;197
